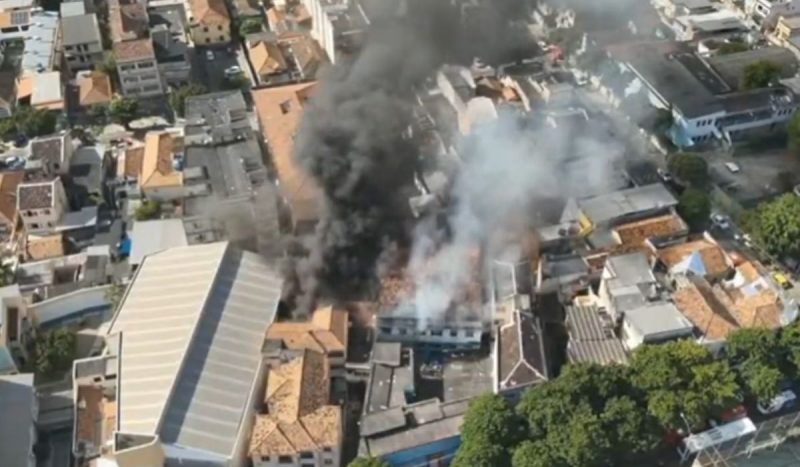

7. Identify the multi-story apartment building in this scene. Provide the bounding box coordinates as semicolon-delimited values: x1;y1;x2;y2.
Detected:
113;39;164;97
17;178;68;235
60;13;104;72
189;0;231;45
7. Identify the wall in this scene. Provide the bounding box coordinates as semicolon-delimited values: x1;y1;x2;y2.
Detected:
190;21;231;45
142;185;186;202
31;285;111;327
382;435;461;467
65;41;104;72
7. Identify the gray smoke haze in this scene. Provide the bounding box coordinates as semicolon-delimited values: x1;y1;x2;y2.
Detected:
288;0;537;311
404;111;625;326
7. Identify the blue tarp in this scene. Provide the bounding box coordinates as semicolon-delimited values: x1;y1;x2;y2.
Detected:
119;238;132;256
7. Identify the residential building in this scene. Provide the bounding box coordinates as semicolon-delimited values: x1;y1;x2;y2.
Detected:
775;15;800;40
149;3;191;85
252;82;320;233
746;0;800;26
620;301;695;349
16;71;64;111
0;10;59;72
0;171;24;239
16;247;109;298
108;0;149;42
76;70;113;109
597;252;660;320
128;218;187;268
358;343;484;465
565;304;629;365
188;0;231;45
661;0;716;19
493;308;548;402
17;178;68;235
72;353;118;463
248;39;289;83
248;349;342;467
230;0;261;19
61;13;104;72
184;91;252;145
0;285;32;374
0;373;37;467
301;0;368;63
264;305;349;376
139;131;184;201
98;242;283;466
574;183;678;249
610;42;800;147
672;10;748;41
28;133;74;176
114;39;164;97
654;235;733;280
23;233;65;261
245;32;326;85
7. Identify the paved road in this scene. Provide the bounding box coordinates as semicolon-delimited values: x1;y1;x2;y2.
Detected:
193;45;241;91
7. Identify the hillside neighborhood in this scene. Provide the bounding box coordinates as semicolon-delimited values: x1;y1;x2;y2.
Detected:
7;0;800;467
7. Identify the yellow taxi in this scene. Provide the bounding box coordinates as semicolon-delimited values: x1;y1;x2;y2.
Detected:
773;272;792;289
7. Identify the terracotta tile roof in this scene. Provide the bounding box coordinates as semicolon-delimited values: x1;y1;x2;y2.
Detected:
109;1;149;42
17;181;54;210
658;239;731;277
282;33;325;76
249;40;287;76
674;278;740;341
140;131;183;189
121;146;144;178
113;38;154;62
736;261;761;283
249;350;341;456
266;306;348;355
25;233;65;261
252;82;320;225
191;0;230;22
0;171;24;226
78;71;112;107
613;213;687;246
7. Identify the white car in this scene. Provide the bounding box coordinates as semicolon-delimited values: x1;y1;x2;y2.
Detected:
757;389;797;415
711;214;730;230
205;50;215;61
224;65;242;76
657;168;673;182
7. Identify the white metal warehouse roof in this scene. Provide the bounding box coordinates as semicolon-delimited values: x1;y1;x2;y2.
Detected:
107;241;283;457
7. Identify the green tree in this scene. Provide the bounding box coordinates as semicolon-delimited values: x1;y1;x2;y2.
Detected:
742;60;781;90
170;82;207;117
677;188;711;230
10;106;57;138
512;440;565;467
752;194;800;257
223;73;249;91
89;104;108;122
741;361;782;402
727;328;784;401
630;340;741;430
34;328;77;378
718;41;748;55
135;200;162;221
668;153;709;187
0;262;15;286
788;111;800;153
238;17;263;36
96;53;117;84
0;117;15;141
109;97;139;124
347;457;389;467
454;393;524;467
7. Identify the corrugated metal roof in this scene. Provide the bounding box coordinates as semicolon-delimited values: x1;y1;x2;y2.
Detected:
108;242;283;457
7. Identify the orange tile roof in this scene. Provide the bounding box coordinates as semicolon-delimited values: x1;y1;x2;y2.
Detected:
16;73;33;100
113;38;154;62
674;279;740;340
658;239;730;277
249;350;341;456
191;0;229;23
0;171;24;226
736;261;761;283
249;41;287;76
140;131;183;189
25;233;65;261
613;213;687;246
121;146;144;178
266;306;348;355
252;82;320;225
78;71;112;107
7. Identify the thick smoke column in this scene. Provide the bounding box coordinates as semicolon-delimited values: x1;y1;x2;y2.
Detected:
290;0;534;309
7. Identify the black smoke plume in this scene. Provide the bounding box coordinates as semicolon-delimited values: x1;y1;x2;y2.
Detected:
288;0;535;311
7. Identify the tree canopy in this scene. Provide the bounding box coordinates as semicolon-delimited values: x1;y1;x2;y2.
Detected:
748;194;800;257
727;328;785;402
238;17;263;36
170;82;207;117
34;328;77;378
668;153;709;187
0;106;57;141
452;393;525;467
109;97;139;124
677;188;711;231
135;200;162;221
718;41;748;55
742;60;781;90
629;340;740;430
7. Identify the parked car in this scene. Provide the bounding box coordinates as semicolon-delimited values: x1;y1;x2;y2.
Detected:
205;50;215;61
757;389;797;415
224;65;242;76
725;162;741;174
657;168;673;182
773;271;792;289
711;213;730;230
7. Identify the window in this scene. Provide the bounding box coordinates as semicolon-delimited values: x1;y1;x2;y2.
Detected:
218;25;223;31
219;35;225;41
65;45;73;51
43;209;50;215
279;100;292;114
324;460;333;465
431;329;443;337
137;62;153;69
323;447;332;453
260;456;270;462
299;452;313;459
25;210;32;217
465;330;475;338
206;38;211;43
204;26;209;32
30;223;39;229
278;456;293;464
